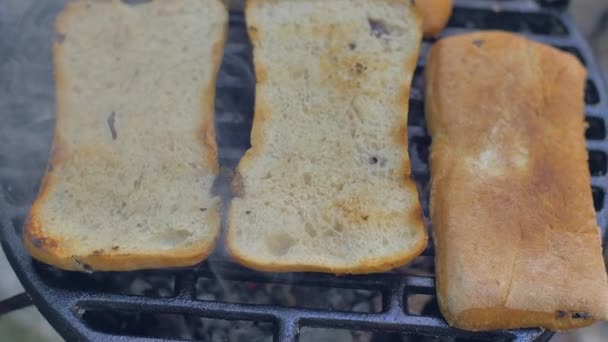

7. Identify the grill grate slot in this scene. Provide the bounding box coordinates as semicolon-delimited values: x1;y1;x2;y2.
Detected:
0;1;605;341
81;310;275;342
586;116;606;140
589;150;608;176
406;293;435;316
593;187;605;212
195;277;383;313
585;80;601;105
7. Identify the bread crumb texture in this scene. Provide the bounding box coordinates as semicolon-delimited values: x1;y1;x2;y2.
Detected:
24;0;227;271
228;0;427;274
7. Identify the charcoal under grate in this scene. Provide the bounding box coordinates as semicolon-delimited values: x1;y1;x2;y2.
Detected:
1;0;607;341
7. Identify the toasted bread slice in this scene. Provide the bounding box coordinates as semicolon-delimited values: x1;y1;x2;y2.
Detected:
24;0;227;271
426;31;608;330
227;0;427;274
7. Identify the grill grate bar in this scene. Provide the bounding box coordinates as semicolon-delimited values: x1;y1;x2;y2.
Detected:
275;319;299;342
74;290;507;339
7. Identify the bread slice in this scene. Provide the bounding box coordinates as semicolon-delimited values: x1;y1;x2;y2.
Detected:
227;0;427;274
23;0;227;271
416;0;453;37
425;31;608;331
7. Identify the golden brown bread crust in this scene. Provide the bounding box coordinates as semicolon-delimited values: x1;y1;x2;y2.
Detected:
425;30;608;331
23;0;227;271
416;0;452;37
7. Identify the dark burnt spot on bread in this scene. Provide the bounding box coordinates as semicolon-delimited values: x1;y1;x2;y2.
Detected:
369;19;389;38
30;237;42;248
572;312;591;320
111;246;120;250
555;310;592;320
73;258;93;273
31;236;58;250
199;207;207;212
354;62;367;74
369;156;379;165
348;42;357;50
472;39;485;48
93;249;103;255
107;111;117;140
245;210;251;215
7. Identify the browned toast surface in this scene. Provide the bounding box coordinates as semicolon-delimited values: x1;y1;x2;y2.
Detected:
425;31;608;331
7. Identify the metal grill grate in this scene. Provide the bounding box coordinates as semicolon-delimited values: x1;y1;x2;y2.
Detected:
1;1;607;341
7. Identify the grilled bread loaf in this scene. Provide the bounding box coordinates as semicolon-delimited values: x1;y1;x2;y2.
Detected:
227;0;427;274
24;0;227;271
417;0;453;37
425;31;608;331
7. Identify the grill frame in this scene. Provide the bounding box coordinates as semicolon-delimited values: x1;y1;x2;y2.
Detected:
1;0;607;341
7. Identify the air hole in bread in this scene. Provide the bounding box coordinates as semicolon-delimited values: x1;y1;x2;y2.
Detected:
266;232;295;257
303;173;311;185
107;111;117;140
348;42;357;50
122;0;152;6
304;223;317;238
368;19;389;38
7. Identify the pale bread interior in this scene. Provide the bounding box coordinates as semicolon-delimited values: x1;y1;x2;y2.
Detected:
228;0;427;273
